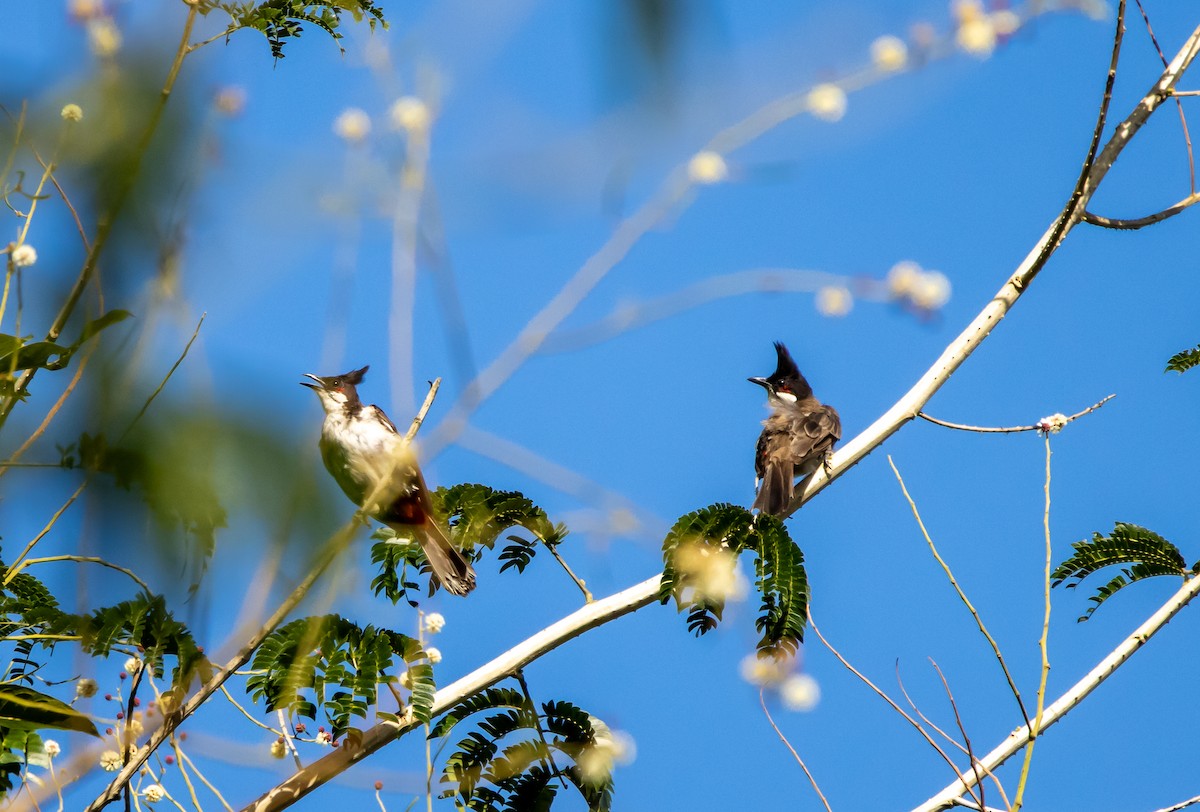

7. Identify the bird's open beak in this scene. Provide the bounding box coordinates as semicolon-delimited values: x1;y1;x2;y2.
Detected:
300;373;322;390
747;376;772;392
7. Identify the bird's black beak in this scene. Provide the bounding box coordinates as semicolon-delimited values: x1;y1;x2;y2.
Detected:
300;373;323;391
748;376;772;392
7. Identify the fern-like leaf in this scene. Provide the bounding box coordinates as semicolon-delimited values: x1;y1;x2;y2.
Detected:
195;0;388;59
751;514;809;657
246;615;431;737
659;503;755;637
373;484;566;602
1166;343;1200;373
1052;523;1189;621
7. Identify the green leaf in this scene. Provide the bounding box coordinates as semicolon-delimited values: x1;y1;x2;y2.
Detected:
751;515;809;657
659;503;754;637
195;0;388;59
373;483;565;602
246;615;431;737
1166;343;1200;373
0;685;99;737
0;310;131;373
1052;522;1189;621
430;687;528;739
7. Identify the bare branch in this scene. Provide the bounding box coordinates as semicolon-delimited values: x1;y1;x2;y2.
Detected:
917;394;1114;434
1082;192;1200;229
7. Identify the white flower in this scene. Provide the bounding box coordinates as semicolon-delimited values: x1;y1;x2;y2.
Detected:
214;87;246;116
422;613;445;635
269;738;287;759
687;151;728;184
673;542;745;603
76;677;98;698
808;84;847;122
316;730;332;745
333;108;371;142
1038;413;1068;434
910;270;951;310
576;719;635;784
43;740;60;758
398;670;412;689
780;673;821;712
739;654;792;686
61;104;83;122
87;18;122;57
100;750;122;771
815;286;853;318
390;96;431;132
425;647;442;664
957;17;996;57
886;260;922;298
69;0;103;21
142;784;165;803
124;657;142;676
870;35;907;72
9;244;36;268
991;10;1021;37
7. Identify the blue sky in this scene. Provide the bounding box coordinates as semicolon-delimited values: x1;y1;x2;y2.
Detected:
4;1;1200;810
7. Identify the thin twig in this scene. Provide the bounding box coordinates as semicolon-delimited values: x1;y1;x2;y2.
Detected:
16;556;151;596
928;660;982;812
888;456;1029;727
514;671;568;789
175;746;234;812
757;687;832;812
120;313;206;442
1133;0;1195;190
917;394;1114;434
809;614;981;810
0;341;97;479
895;664;969;756
541;543;593;603
402;378;441;445
276;710;303;770
5;481;87;582
1081;192;1200;229
1011;436;1054;811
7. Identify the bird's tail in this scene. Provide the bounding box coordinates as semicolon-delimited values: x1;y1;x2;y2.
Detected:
752;460;794;517
413;519;477;597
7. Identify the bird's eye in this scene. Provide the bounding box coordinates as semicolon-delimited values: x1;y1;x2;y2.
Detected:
331;379;342;388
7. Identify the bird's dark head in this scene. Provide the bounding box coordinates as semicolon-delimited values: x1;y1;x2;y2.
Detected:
748;341;813;404
301;365;369;412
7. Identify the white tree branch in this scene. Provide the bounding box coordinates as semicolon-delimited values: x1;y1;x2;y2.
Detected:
914;573;1200;812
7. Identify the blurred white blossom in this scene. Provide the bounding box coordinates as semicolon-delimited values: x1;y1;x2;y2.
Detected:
61;103;83;122
687;151;728;184
43;740;60;758
9;244;36;268
390;96;431;132
808;84;847;122
425;647;442;664
142;784;165;803
815;286;853;317
780;673;821;712
333;108;371;142
423;613;445;635
87;17;122;57
871;35;908;72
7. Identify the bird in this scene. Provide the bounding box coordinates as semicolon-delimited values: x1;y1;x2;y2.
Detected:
749;342;842;517
301;365;476;596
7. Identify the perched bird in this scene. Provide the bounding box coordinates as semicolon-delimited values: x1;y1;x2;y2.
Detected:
301;366;476;596
749;342;842;517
